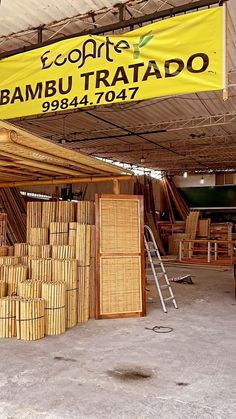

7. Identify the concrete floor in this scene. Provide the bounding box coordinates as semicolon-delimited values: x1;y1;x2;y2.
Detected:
0;265;236;419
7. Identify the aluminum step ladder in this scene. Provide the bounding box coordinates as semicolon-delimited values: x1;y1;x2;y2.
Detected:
144;224;178;313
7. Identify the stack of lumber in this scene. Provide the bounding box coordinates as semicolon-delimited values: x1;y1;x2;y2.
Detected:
162;176;189;222
185;211;200;240
0;200;95;341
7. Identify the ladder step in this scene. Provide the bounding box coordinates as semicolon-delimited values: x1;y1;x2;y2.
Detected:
164;296;175;302
160;285;170;290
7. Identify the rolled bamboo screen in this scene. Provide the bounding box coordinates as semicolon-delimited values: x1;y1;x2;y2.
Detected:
16;298;45;340
18;280;42;299
49;222;68;245
41;282;66;336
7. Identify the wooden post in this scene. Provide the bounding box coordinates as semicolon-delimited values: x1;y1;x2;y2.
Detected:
113;179;120;194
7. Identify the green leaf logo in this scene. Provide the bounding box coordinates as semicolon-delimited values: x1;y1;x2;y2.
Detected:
133;31;154;59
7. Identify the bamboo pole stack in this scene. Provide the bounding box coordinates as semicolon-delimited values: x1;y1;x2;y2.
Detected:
77;201;95;224
29;228;48;245
0;256;20;265
68;222;77;246
0;280;7;297
0;297;19;338
16;298;45;340
14;243;28;257
50;222;68;245
0;246;8;256
26;202;42;242
52;259;78;328
76;225;92;323
42;282;66;336
42;202;56;228
18;280;42;299
56;202;76;223
28;245;51;258
52;245;75;259
29;259;52;282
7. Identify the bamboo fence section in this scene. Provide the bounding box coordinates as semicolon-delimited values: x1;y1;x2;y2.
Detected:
52;245;75;259
0;280;7;297
1;265;28;296
16;298;45;340
29;228;48;245
52;259;78;328
0;297;19;338
77;201;95;224
27;202;42;242
29;258;52;282
14;243;28;257
50;222;68;245
18;280;42;299
41;282;66;336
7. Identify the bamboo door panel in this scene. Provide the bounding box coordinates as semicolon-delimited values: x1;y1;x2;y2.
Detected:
96;194;145;319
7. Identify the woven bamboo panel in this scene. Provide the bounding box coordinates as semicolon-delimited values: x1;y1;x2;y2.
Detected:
100;199;140;253
50;222;68;245
14;243;28;257
100;256;142;315
77;201;95;224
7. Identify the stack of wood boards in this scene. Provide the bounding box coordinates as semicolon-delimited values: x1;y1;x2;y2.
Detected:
0;200;95;341
185;211;200;240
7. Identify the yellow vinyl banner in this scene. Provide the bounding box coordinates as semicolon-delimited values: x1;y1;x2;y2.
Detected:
0;7;224;119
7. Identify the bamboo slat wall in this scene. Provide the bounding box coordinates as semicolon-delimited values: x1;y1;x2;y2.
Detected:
0;200;95;341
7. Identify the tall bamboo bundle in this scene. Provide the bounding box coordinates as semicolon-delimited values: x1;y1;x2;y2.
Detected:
27;202;42;242
52;259;78;328
20;256;28;265
75;224;92;266
28;228;48;245
41;201;56;228
1;264;28;296
0;256;20;265
16;298;45;341
14;243;28;257
41;282;66;336
18;280;42;299
0;246;8;256
89;225;96;319
50;222;68;245
28;244;51;258
76;201;95;224
7;246;14;256
29;258;52;282
68;222;77;246
78;266;90;323
0;296;19;338
56;202;76;223
52;245;75;260
0;280;7;297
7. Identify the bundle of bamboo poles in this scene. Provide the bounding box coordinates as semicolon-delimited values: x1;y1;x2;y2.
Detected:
78;266;90;323
52;245;75;260
20;256;28;265
29;259;52;282
42;201;56;228
7;246;14;256
52;259;78;328
56;202;76;223
0;296;19;338
42;282;66;336
16;298;45;340
28;228;48;245
14;243;28;257
75;224;92;265
68;222;77;246
89;225;96;319
1;265;28;296
26;202;42;242
0;246;8;256
0;256;19;265
0;280;7;297
28;245;51;258
18;280;42;299
77;201;95;224
50;222;68;245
